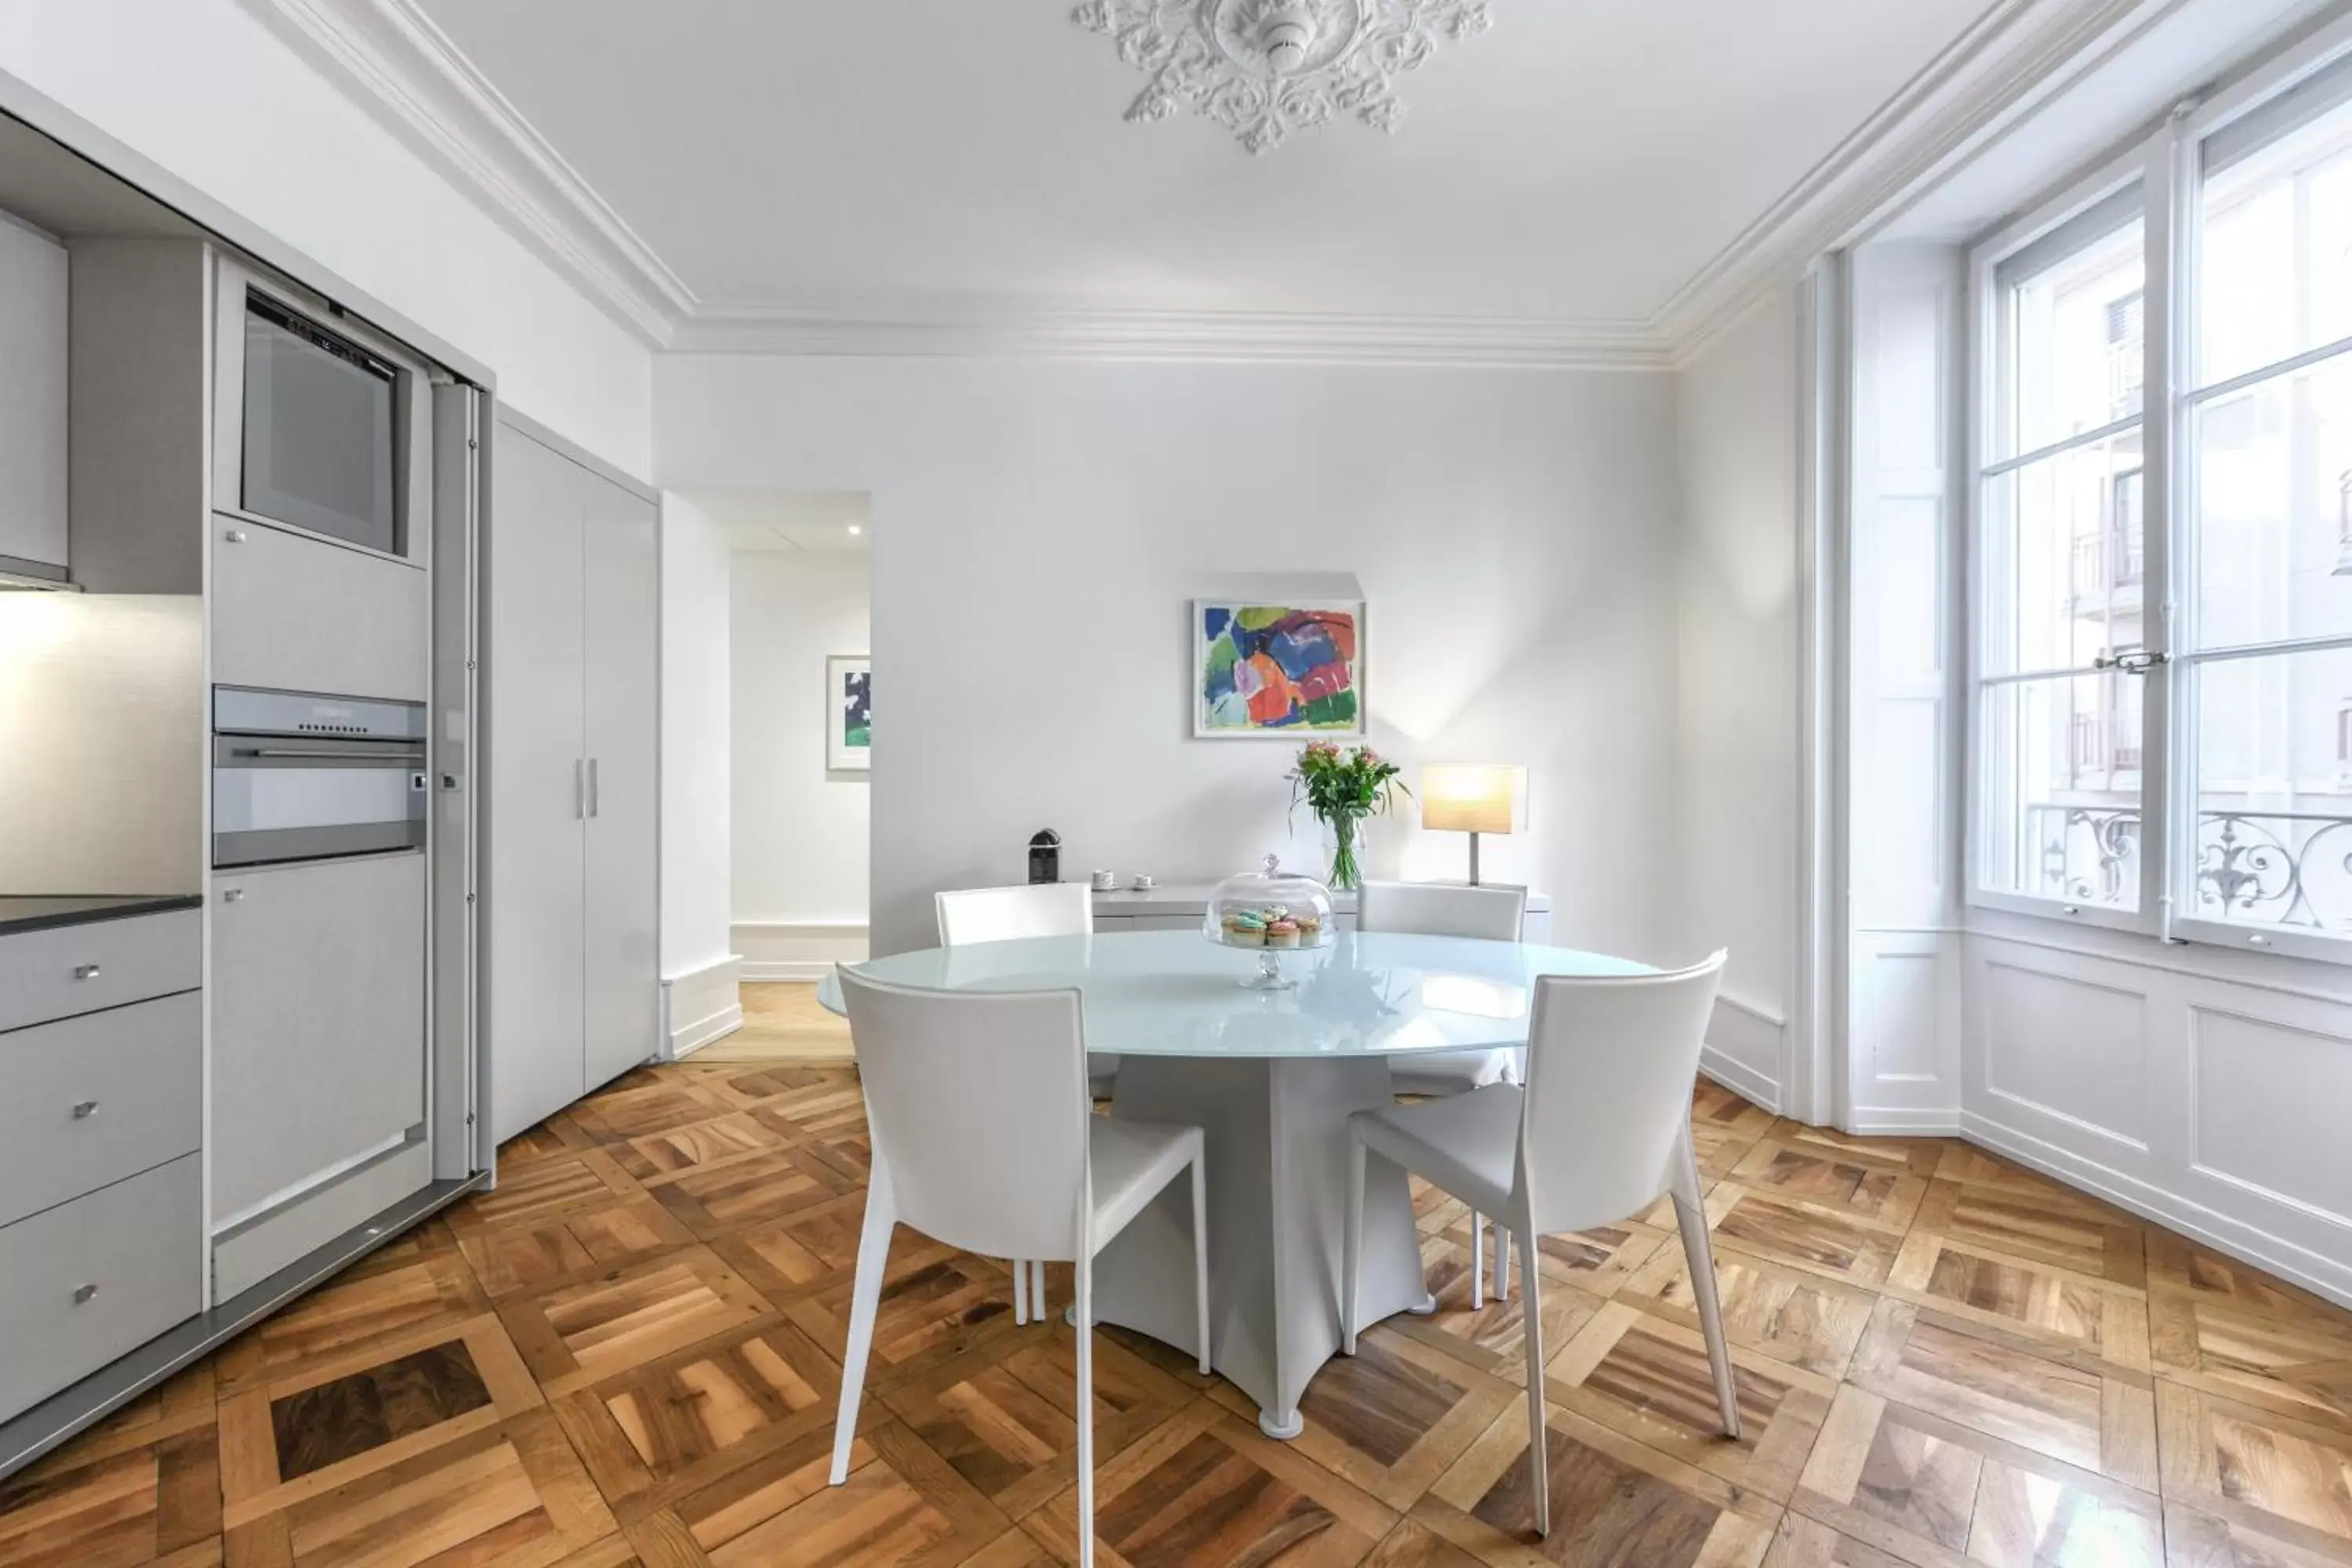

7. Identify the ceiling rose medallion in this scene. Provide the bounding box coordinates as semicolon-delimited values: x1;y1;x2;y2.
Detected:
1072;0;1492;154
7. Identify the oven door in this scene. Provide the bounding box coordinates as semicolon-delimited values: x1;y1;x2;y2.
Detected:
212;733;427;868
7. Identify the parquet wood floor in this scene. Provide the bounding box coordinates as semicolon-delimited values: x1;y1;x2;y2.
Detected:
8;1067;2352;1566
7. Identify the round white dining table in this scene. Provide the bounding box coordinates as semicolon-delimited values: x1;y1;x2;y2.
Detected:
817;928;1654;1439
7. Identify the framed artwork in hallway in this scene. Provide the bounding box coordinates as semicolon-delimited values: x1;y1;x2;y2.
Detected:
828;653;871;771
1194;600;1366;738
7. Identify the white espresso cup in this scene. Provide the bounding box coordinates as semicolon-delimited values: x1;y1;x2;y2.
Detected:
1131;874;1157;891
1091;869;1118;891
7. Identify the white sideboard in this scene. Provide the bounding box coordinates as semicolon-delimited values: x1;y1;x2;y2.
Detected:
1091;883;1553;944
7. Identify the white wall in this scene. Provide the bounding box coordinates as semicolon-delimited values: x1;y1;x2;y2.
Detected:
1674;295;1804;1105
0;0;652;476
659;492;732;978
731;550;871;930
657;357;1682;958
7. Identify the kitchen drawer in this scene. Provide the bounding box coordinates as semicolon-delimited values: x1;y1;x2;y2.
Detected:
211;515;427;702
0;1155;201;1422
0;909;200;1033
0;993;201;1229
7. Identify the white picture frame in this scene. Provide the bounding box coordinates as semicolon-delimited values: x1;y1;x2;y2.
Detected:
827;653;871;772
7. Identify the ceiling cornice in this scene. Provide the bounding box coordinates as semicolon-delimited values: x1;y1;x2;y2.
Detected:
666;304;1675;370
241;0;2184;369
234;0;695;344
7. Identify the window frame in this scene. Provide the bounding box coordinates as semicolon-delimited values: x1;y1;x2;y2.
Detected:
1966;150;2163;936
1964;11;2352;964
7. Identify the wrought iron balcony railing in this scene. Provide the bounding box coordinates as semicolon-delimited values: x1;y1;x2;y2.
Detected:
2020;803;2352;931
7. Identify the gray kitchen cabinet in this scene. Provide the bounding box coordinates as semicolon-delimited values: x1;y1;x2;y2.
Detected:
0;215;67;579
210;854;426;1227
209;516;430;702
0;1155;201;1421
487;411;658;1143
0;908;200;1033
0;992;201;1229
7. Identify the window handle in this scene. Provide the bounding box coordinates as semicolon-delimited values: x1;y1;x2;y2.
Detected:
2092;646;2168;674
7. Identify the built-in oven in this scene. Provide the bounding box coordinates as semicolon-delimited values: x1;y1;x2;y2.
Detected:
212;686;427;868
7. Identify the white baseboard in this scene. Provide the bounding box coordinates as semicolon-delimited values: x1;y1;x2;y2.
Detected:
1700;1044;1781;1115
661;954;743;1061
1961;1109;2352;1312
742;960;836;983
1848;1105;1963;1135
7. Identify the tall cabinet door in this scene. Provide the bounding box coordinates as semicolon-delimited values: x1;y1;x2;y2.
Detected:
582;472;659;1089
487;426;586;1144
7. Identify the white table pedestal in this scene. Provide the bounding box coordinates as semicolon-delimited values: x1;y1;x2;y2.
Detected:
1094;1054;1430;1438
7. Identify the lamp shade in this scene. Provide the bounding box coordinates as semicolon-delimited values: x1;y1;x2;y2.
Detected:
1421;764;1524;835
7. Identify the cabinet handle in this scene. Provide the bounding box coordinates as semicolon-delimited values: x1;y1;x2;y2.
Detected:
573;759;586;819
71;1100;98;1120
72;1283;97;1305
223;528;248;543
72;963;100;981
222;888;245;903
588;758;601;818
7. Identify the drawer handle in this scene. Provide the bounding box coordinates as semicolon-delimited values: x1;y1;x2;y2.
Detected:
73;963;100;981
224;528;248;543
71;1099;98;1120
72;1283;97;1306
222;889;245;903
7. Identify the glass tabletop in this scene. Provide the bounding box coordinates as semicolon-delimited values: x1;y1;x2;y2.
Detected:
815;929;1655;1058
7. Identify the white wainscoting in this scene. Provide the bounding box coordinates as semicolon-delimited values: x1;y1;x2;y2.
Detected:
735;920;869;982
1962;930;2352;1308
1703;994;1784;1114
660;954;743;1059
1849;931;1962;1133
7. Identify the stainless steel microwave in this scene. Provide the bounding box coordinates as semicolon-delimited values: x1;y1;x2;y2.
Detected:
213;263;428;562
212;686;427;868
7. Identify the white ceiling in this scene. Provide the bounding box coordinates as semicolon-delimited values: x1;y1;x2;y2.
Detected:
400;0;1998;337
686;490;872;554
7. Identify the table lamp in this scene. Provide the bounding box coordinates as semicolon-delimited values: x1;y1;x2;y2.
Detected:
1421;764;1525;886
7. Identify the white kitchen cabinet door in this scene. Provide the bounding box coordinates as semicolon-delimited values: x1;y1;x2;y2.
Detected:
582;474;659;1091
210;854;426;1225
486;428;587;1144
0;217;67;576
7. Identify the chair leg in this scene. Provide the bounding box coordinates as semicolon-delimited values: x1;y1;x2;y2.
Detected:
1472;1209;1484;1311
1013;1257;1029;1325
1493;1219;1511;1302
1032;1258;1047;1319
1674;1138;1742;1440
1516;1225;1549;1537
1190;1154;1213;1376
1075;1249;1096;1568
1342;1131;1366;1356
829;1162;896;1485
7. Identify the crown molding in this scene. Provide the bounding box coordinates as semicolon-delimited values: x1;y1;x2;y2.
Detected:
667;303;1674;369
243;0;2194;370
234;0;694;345
1656;0;2204;365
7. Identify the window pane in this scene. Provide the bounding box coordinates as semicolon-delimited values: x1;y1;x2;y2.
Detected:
2005;216;2145;459
2191;354;2352;648
1981;434;2146;676
2201;93;2352;388
2189;648;2352;934
1980;674;2143;908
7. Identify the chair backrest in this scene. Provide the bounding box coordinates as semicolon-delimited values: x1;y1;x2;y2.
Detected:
936;882;1094;946
1515;951;1726;1233
838;967;1091;1261
1356;880;1526;942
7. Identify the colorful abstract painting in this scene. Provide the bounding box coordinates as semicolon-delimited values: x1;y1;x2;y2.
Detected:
827;654;871;771
1193;601;1364;737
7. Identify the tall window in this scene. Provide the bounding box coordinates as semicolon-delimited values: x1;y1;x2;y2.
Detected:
1976;190;2148;916
1972;45;2352;957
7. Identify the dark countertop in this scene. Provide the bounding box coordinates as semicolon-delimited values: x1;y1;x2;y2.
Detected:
0;894;205;935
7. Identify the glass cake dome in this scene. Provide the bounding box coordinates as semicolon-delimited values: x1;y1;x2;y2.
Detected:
1206;855;1336;989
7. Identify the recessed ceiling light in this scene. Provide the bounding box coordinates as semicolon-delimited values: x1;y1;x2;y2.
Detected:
848;524;862;535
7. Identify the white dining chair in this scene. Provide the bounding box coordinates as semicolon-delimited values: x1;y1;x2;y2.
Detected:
935;881;1101;1324
1340;952;1737;1539
1355;879;1527;1307
829;968;1210;1567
